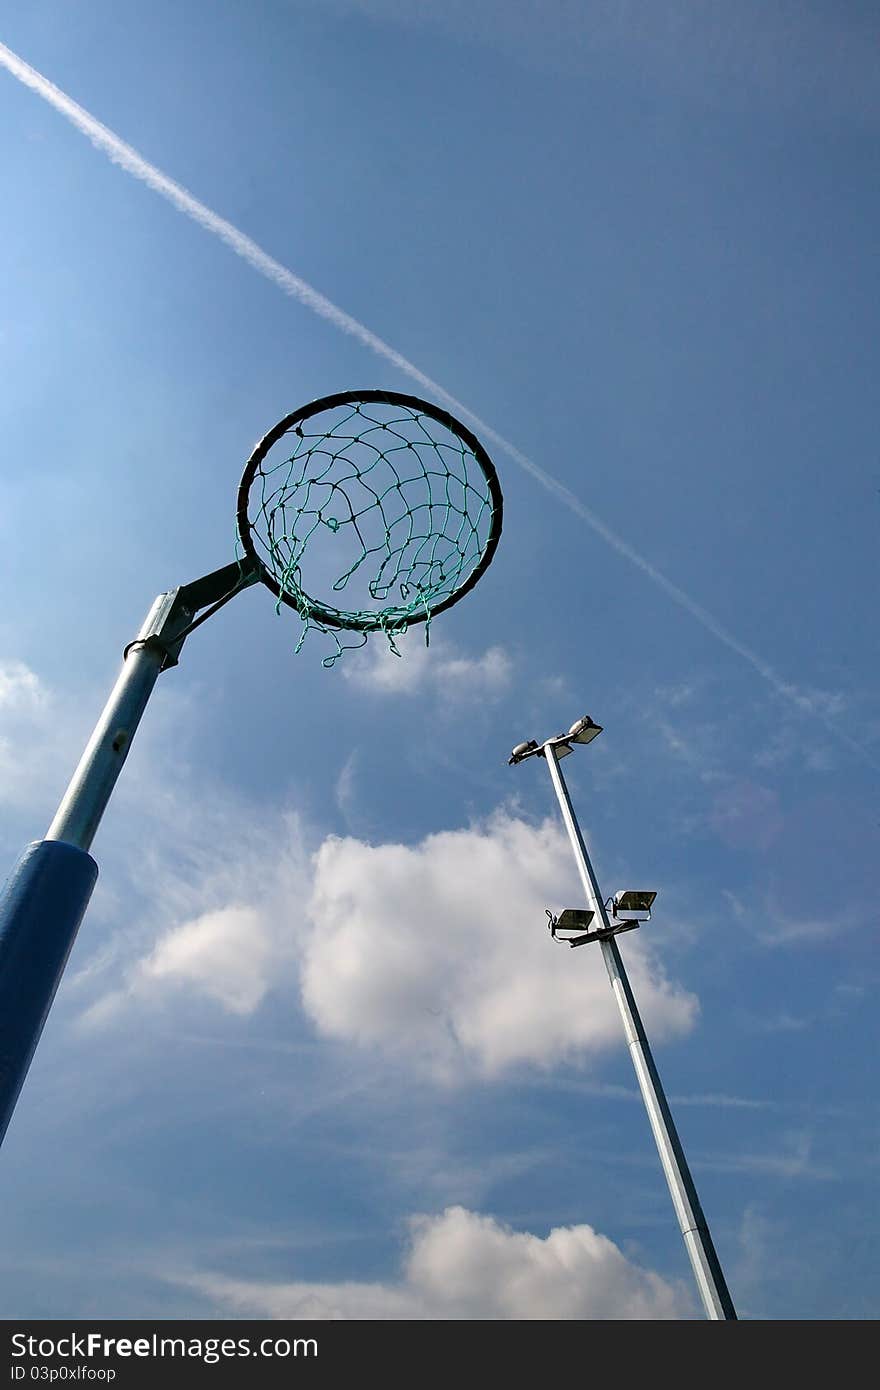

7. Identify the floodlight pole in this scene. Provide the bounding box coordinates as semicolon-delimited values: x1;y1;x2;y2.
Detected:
540;741;737;1321
0;561;257;1149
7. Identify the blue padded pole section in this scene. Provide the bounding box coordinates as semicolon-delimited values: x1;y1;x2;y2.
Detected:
0;840;98;1148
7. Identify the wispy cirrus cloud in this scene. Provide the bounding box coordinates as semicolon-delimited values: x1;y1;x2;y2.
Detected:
316;1;880;127
696;1130;829;1181
0;658;63;817
0;660;47;713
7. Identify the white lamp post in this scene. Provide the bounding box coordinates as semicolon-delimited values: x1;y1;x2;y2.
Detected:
510;718;737;1321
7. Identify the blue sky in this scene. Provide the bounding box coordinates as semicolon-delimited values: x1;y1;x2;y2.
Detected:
0;0;877;1320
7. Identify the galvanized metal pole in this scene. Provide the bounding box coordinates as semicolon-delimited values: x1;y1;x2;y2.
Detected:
0;563;256;1148
45;598;172;852
543;742;737;1321
0;591;187;1147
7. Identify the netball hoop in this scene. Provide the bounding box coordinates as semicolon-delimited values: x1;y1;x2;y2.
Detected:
0;389;503;1146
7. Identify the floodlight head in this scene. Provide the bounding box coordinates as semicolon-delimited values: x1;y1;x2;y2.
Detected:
547;907;596;944
612;890;657;921
509;739;539;765
568;715;603;745
556;908;595;935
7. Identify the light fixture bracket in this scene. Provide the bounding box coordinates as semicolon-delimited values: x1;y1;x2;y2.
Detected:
546;907;641;948
509;716;602;767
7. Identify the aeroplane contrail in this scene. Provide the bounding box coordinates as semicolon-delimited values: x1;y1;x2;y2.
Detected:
0;39;873;767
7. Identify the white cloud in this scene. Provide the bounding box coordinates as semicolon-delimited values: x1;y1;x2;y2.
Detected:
77;803;310;1028
0;660;47;712
0;658;62;814
342;634;511;698
135;905;275;1015
178;1205;693;1320
302;810;698;1077
72;751;695;1077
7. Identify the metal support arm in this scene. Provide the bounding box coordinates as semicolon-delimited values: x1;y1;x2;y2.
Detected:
47;559;259;853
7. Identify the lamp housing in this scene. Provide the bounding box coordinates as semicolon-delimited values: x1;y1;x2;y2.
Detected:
548;907;596;942
567;716;603;745
612;890;657;922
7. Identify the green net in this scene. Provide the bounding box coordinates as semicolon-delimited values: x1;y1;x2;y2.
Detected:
237;393;502;666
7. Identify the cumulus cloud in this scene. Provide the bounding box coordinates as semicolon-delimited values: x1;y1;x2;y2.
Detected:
78;805;310;1028
342;634;511;698
302;810;698;1077
76;786;698;1079
179;1205;693;1320
134;905;276;1015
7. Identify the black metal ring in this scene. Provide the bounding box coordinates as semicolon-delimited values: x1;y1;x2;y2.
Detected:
236;389;503;632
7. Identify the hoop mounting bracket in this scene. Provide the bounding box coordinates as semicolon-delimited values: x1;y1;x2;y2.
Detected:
122;559;261;670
